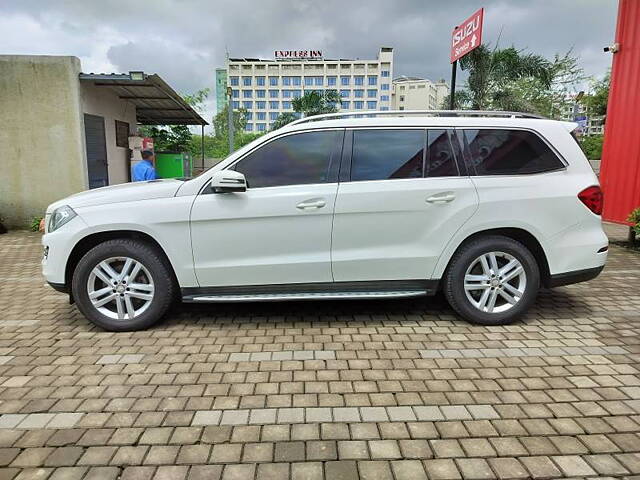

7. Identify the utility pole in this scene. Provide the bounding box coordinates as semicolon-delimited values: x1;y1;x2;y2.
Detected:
449;60;457;110
226;86;234;154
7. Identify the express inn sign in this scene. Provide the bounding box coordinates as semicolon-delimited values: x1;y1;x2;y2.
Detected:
450;8;484;63
275;50;323;60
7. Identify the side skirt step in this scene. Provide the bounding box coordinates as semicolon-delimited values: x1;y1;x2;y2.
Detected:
184;290;428;303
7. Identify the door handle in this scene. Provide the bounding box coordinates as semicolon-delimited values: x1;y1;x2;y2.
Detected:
426;192;456;204
296;199;326;210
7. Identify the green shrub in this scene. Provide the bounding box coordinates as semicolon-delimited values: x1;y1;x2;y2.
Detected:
628;207;640;236
579;135;604;160
30;216;43;232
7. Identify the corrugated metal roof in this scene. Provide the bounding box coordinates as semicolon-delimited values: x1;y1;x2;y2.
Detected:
79;72;208;125
600;0;640;224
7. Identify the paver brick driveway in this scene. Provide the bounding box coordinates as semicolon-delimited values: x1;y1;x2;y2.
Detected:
0;226;639;480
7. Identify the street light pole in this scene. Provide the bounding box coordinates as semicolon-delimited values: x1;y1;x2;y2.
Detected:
226;86;234;154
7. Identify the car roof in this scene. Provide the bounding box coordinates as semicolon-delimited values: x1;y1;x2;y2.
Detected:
278;115;576;134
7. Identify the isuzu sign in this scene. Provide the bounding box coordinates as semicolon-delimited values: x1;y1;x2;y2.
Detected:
275;50;323;60
450;8;484;63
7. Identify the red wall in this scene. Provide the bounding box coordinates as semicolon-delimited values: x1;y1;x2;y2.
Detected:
600;0;640;224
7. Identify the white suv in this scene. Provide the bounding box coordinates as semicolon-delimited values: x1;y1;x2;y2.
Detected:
42;111;608;331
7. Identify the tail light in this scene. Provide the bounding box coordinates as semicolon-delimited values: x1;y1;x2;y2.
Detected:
578;186;604;215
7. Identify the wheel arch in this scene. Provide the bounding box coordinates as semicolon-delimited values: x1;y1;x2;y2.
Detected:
65;230;179;295
438;227;551;287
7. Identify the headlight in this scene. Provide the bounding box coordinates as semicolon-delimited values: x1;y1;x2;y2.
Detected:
48;205;77;232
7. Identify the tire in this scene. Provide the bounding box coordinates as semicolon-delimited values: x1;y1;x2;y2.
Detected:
443;235;540;326
72;239;175;331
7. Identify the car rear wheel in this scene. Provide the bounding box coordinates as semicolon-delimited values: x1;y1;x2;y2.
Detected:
72;239;174;331
443;235;540;325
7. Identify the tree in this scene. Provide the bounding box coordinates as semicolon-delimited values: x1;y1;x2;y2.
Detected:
213;105;248;138
458;44;553;111
138;88;210;152
581;72;610;117
292;89;341;116
270;112;298;131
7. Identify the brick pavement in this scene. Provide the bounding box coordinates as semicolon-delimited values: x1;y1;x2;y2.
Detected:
0;226;638;479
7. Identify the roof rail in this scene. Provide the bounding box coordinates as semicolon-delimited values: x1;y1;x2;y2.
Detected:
287;109;546;127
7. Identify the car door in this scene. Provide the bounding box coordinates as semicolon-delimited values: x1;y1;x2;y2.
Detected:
331;128;479;282
190;129;344;287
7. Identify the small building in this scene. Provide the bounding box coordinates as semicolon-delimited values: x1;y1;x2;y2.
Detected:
391;76;449;111
0;55;207;228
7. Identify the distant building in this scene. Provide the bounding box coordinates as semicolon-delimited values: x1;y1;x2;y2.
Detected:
555;96;604;136
215;68;228;113
391;76;449;111
223;47;394;132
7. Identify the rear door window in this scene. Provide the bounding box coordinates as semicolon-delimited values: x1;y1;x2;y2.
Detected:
425;129;459;177
463;129;565;175
351;129;424;181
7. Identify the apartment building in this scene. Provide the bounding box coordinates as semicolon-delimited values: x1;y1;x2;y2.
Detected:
557;98;605;136
391;76;449;111
224;47;393;132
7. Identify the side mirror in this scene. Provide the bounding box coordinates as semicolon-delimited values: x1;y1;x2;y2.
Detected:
209;170;247;193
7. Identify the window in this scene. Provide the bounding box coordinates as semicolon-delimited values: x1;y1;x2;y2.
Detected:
367;101;377;109
269;112;279;121
292;76;301;86
354;76;364;86
242;76;252;86
314;76;323;86
351;130;424;181
229;76;239;86
327;76;337;86
269;89;279;98
426;130;458;177
232;101;240;109
243;90;252;98
291;90;302;99
256;112;266;121
381;70;390;77
257;123;266;132
115;120;129;148
256;76;265;86
381;83;389;91
269;101;279;109
368;75;377;86
341;101;350;109
233;131;341;188
282;101;292;109
232;90;239;98
256;101;266;109
380;106;389;111
283;90;292;98
282;76;292;86
341;76;350;86
367;89;377;98
243;101;253;109
340;89;350;98
245;124;253;132
399;95;405;102
256;90;266;98
304;76;314;86
354;89;364;98
354;101;364;110
380;95;389;101
269;76;278;86
464;129;565;175
399;106;405;111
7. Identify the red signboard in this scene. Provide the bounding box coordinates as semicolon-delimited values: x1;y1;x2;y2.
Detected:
451;8;484;63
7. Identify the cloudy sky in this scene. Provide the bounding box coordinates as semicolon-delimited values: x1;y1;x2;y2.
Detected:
1;0;617;123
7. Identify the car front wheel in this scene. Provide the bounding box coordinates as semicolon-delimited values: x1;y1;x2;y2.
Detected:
72;239;175;331
443;235;540;325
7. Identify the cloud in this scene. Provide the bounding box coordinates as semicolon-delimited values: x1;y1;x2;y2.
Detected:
2;0;617;126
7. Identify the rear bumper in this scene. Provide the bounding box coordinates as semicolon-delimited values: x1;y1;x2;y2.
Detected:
548;265;604;288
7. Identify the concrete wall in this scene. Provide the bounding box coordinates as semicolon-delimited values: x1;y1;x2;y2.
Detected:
0;55;87;228
80;82;137;185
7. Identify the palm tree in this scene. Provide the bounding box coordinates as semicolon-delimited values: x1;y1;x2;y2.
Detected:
271;90;342;130
458;45;553;111
292;90;341;116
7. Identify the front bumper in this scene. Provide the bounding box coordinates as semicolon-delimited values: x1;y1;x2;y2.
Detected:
42;214;88;286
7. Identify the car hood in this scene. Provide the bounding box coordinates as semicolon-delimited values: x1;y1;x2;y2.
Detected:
47;179;184;212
